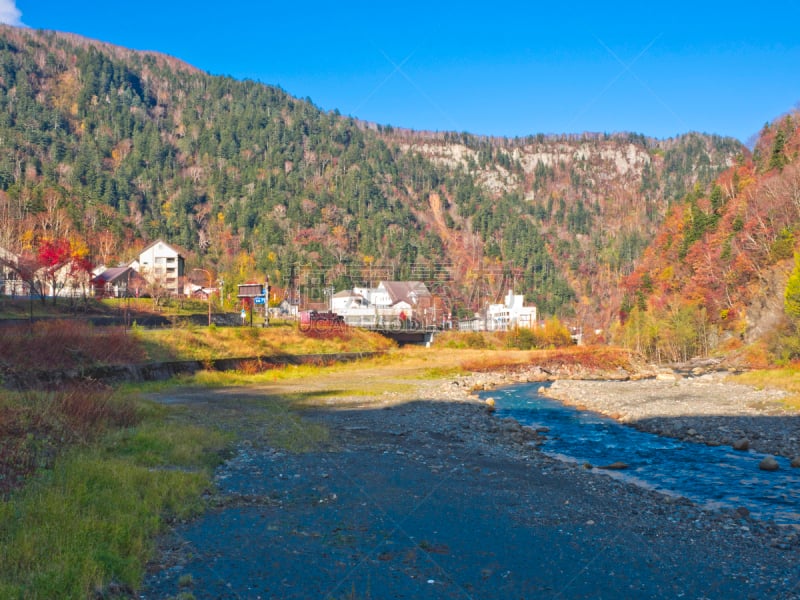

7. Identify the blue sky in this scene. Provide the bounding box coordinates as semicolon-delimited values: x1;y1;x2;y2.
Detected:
5;1;800;143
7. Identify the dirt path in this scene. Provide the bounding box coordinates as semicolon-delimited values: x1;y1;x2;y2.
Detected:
138;360;800;599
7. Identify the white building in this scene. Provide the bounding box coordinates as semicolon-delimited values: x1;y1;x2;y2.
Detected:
0;246;26;296
134;239;185;297
331;289;369;312
331;281;433;327
485;291;537;331
0;246;91;298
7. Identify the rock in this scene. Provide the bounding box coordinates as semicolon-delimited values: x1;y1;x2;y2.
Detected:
598;461;629;470
758;456;779;471
791;457;800;468
732;438;750;451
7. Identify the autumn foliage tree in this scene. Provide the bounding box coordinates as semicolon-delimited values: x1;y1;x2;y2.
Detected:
616;111;800;362
37;237;93;303
785;253;800;322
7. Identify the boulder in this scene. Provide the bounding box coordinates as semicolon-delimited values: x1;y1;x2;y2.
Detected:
732;438;750;451
791;457;800;468
759;456;780;472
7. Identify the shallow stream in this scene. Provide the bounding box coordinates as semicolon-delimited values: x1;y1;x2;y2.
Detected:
490;382;800;526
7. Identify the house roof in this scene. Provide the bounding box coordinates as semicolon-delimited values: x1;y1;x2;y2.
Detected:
93;266;135;284
333;289;365;299
379;281;431;306
139;238;185;258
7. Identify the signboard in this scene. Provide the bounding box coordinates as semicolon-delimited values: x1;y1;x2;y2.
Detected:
237;283;264;298
253;296;266;305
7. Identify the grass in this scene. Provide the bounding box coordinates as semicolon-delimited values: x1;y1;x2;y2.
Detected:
458;345;638;373
0;325;645;598
731;367;800;409
0;385;139;495
182;361;355;387
0;452;210;599
133;321;394;362
0;320;145;372
0;386;230;599
0;317;392;377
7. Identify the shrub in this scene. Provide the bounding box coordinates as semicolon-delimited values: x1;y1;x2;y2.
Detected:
0;320;145;372
0;384;139;496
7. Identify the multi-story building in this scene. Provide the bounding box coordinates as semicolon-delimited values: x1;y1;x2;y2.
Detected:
132;239;185;297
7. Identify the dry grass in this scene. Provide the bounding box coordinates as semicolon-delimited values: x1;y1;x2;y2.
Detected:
459;345;638;372
0;320;145;372
135;321;394;361
731;367;800;409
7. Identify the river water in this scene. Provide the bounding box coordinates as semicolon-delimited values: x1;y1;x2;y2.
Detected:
489;382;800;526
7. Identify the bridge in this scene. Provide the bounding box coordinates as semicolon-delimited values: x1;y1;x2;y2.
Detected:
344;316;440;346
359;324;438;346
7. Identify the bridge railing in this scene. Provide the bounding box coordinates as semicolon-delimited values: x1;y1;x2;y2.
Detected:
343;314;439;332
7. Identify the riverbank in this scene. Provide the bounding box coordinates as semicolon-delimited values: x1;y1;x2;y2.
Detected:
140;358;800;599
449;365;800;463
541;375;800;463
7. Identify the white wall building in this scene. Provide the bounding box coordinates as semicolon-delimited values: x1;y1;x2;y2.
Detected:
486;291;537;331
136;239;185;297
331;281;433;326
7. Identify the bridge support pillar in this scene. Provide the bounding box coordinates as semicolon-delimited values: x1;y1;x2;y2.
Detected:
424;331;435;347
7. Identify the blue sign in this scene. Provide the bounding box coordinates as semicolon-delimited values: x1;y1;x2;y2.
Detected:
253;296;266;305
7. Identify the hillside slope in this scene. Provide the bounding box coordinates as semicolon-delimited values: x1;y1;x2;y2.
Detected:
0;25;742;326
618;112;800;361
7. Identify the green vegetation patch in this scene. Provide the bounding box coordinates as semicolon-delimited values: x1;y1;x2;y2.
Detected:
0;388;230;599
0;449;215;599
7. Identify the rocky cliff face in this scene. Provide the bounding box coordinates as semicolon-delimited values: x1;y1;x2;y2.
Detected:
390;131;742;333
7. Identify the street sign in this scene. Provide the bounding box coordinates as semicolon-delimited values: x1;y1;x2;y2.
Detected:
253;296;266;305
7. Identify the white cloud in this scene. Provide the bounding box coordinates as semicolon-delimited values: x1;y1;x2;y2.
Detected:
0;0;24;26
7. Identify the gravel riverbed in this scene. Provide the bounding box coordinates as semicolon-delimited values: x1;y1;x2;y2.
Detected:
140;369;800;599
544;374;799;463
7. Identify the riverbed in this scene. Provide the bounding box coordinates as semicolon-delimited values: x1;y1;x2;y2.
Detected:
489;382;800;526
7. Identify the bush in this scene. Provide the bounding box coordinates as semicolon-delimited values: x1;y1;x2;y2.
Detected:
504;318;574;350
436;331;499;349
506;327;536;349
0;384;139;496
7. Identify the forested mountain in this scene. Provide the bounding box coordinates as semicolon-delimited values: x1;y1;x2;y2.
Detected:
0;25;743;328
617;112;800;362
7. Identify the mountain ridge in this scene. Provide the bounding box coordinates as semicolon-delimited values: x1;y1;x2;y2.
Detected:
0;25;763;343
